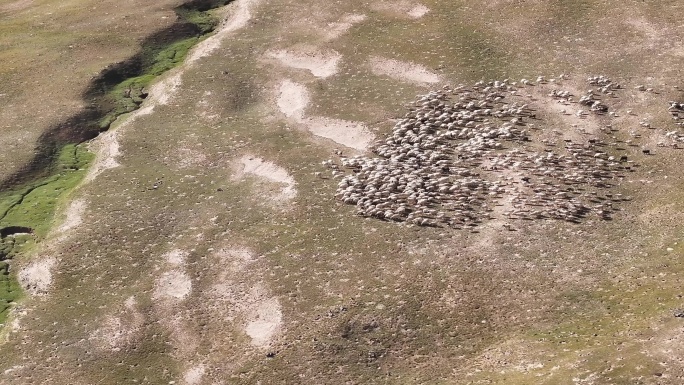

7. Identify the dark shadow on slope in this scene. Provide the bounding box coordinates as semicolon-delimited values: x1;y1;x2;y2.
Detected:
0;0;234;190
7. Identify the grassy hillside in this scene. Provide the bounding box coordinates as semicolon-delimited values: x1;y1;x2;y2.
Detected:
1;0;684;384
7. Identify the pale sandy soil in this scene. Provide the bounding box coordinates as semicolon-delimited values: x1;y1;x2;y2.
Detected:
187;0;260;63
215;246;257;270
275;79;375;150
407;4;430;18
57;199;85;233
17;257;56;296
86;129;120;182
151;249;202;361
301;116;375;151
323;13;367;41
244;296;282;348
196;91;221;123
371;1;430;19
369;56;441;84
234;155;298;200
154;250;193;301
147;72;183;106
164;249;188;266
277;79;310;119
154;271;192;300
266;46;342;78
183;364;206;385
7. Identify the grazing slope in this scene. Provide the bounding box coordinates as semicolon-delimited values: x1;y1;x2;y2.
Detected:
1;0;684;384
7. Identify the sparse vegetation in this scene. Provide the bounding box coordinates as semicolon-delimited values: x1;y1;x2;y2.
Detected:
2;0;684;383
0;144;91;325
99;37;200;128
0;0;224;330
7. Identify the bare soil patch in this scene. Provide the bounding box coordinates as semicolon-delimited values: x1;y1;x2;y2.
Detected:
277;79;310;119
275;79;374;150
267;46;342;78
371;1;429;19
183;364;206;385
0;0;33;13
368;56;441;85
154;269;192;301
57;199;86;233
188;0;260;63
234;156;298;200
302;116;374;151
17;257;56;296
244;296;282;348
323;13;367;41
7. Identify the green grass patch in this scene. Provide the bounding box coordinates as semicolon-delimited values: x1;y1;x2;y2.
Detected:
97;4;223;129
99;37;199;128
0;144;92;326
0;261;22;327
0;2;222;329
176;8;219;34
0;144;93;236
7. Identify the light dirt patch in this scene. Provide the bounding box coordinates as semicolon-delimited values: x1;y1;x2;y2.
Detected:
407;4;430;18
147;71;183;106
173;146;211;169
154;270;192;301
86;129;120;182
466;340;550;378
244;296;282;348
57;199;86;233
266;46;342;78
151;250;201;361
624;16;663;51
18;257;56;296
645;321;684;375
369;56;441;85
277;79;310;119
164;249;188;266
469;185;517;252
19;257;57;295
234;156;298;200
166;314;201;357
302;116;375;151
196;91;221;123
371;1;429;19
324;13;367;41
275;80;373;149
520;80;604;143
207;275;270;324
188;0;260;63
183;364;206;385
85;99;158;183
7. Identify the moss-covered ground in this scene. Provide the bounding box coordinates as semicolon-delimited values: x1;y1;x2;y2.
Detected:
0;144;92;325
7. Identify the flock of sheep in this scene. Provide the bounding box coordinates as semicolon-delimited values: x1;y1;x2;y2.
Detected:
325;76;676;228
